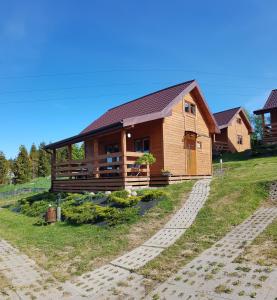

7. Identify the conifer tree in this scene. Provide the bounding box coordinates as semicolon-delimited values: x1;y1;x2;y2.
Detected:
13;145;32;183
0;151;9;184
38;143;51;177
29;143;39;178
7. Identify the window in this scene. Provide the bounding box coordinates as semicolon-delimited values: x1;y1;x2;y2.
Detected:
237;118;242;124
184;101;196;115
134;138;150;153
237;135;243;145
185;102;190;113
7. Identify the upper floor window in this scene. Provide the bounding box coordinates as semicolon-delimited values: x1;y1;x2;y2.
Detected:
184;101;196;115
237;135;243;145
237;118;242;124
134;138;150;153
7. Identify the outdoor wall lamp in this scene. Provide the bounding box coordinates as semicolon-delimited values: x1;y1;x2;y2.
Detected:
127;133;132;138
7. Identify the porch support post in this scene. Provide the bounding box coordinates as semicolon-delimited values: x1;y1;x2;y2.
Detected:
93;139;99;178
51;149;56;191
68;144;72;161
121;129;127;180
261;114;265;140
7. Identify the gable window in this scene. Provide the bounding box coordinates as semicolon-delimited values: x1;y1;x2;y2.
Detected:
237;135;243;145
237;118;242;124
184;101;196;115
134;138;150;153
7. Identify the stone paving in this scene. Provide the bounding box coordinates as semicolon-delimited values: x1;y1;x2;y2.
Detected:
0;239;82;300
147;206;277;300
69;179;211;298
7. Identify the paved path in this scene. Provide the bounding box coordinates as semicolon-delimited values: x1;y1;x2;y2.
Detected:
147;206;277;300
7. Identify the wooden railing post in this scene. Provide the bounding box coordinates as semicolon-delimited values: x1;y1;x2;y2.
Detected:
93;139;99;178
51;149;56;187
121;129;127;178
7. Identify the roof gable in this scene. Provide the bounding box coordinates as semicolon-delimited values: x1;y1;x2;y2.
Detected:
213;107;253;133
81;80;194;133
82;80;219;134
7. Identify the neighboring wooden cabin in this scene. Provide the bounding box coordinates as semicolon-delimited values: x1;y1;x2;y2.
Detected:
213;107;252;153
45;80;219;192
254;89;277;144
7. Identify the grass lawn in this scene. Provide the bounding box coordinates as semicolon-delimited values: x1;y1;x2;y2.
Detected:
0;177;50;193
0;181;193;281
139;155;277;282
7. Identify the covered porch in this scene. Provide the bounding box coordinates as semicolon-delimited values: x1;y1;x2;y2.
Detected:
46;120;163;192
254;108;277;144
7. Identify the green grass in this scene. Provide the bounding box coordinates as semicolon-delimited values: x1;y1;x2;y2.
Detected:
0;177;50;193
139;155;277;281
0;180;193;281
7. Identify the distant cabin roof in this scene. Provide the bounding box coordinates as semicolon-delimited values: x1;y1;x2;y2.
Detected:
254;89;277;114
81;80;194;134
213;107;253;132
213;107;241;128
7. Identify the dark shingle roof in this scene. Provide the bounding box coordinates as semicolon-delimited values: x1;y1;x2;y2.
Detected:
81;80;194;133
213;107;241;128
263;89;277;109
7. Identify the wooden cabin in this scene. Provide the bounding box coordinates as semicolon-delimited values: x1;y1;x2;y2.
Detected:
45;80;219;192
254;89;277;144
213;107;252;153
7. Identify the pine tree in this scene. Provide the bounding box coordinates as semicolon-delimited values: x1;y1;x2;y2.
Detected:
29;143;39;178
0;151;9;184
38;143;51;177
13;145;32;184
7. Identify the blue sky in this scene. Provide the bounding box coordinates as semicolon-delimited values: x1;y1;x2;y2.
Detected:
1;0;277;158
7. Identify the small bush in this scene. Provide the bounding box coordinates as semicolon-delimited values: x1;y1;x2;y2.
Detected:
21;200;52;217
62;202;115;225
140;190;169;202
108;194;141;207
105;207;139;226
111;190;129;198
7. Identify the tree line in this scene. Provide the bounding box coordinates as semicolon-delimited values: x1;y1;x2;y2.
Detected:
0;143;84;185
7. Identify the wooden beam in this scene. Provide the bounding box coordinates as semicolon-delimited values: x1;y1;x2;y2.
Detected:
121;129;127;179
93;139;99;178
51;149;56;181
68;144;72;160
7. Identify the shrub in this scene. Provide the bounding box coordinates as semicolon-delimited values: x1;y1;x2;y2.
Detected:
108;194;141;207
140;190;169;202
110;190;129;198
21;200;52;217
62;202;115;225
105;207;139;226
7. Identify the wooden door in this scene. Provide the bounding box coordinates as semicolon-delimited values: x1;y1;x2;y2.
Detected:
186;136;197;175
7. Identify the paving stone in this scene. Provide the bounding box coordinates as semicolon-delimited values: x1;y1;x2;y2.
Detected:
143;228;185;248
71;264;132;297
111;246;164;270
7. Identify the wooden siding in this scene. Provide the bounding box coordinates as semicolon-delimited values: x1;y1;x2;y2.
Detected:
227;111;251;152
163;92;212;176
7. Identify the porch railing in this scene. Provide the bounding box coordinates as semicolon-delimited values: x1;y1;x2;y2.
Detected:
53;152;149;179
213;141;229;152
263;122;277;143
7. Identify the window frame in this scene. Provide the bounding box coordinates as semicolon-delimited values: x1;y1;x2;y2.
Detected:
134;137;150;153
237;135;243;145
184;101;196;116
